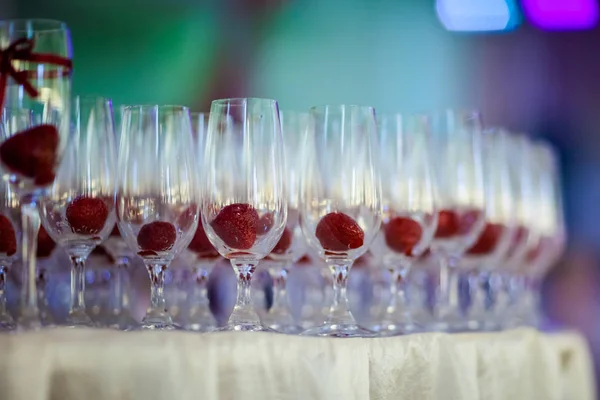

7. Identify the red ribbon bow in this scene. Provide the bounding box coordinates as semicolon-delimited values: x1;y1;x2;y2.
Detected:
0;37;72;111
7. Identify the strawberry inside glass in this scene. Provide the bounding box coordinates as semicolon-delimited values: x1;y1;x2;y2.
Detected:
467;223;505;255
137;221;177;256
210;203;258;250
434;209;482;239
0;214;16;257
315;212;364;252
0;124;59;186
384;217;423;256
188;223;219;258
65;196;110;235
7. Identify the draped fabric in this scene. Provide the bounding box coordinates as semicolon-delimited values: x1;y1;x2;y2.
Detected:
0;328;593;400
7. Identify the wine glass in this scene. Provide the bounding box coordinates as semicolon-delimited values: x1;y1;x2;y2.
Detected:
489;133;537;328
36;225;57;326
428;109;486;332
0;176;20;330
299;105;382;338
514;140;566;328
117;105;198;330
201;98;286;332
0;19;72;329
260;110;308;334
368;114;437;335
180;111;219;332
461;129;516;331
39;96;116;327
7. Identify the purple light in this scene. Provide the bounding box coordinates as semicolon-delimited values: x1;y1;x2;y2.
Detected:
522;0;599;30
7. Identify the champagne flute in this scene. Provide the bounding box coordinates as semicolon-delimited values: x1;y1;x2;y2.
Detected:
369;114;438;335
39;96;116;327
0;19;72;329
299;105;382;338
428;110;487;332
201;98;287;332
117;105;198;330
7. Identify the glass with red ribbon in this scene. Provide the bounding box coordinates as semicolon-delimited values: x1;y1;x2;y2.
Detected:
427;109;487;332
200;98;287;332
299;105;382;338
368;114;438;336
0;19;72;329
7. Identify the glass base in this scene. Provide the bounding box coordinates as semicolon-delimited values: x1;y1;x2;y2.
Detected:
427;317;466;333
130;322;184;331
215;323;273;332
302;323;376;338
65;310;94;328
184;309;217;332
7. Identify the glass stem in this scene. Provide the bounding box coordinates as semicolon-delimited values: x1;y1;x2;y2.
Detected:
18;199;41;327
269;264;290;313
69;256;88;317
326;262;356;326
436;256;460;319
0;265;8;316
109;259;129;314
229;261;260;326
146;264;168;317
194;267;209;307
468;270;488;317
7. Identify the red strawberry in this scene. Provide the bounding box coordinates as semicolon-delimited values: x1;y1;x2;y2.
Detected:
315;212;364;252
66;196;109;235
189;223;219;258
384;217;423;256
36;225;56;258
110;224;121;237
434;209;482;239
271;227;292;254
297;255;311;265
256;212;274;235
137;221;177;254
210;203;258;250
0;214;16;256
435;210;459;238
0;124;59;186
467;222;504;255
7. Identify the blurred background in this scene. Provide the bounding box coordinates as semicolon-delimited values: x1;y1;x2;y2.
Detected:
3;0;600;388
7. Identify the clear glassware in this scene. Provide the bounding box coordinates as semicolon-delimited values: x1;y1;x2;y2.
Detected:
39;96;116;327
428;109;487;332
460;129;516;331
513;140;566;329
0;176;21;330
117;105;198;330
260;110;308;334
489;134;537;328
0;20;72;329
299;105;382;338
180;111;219;332
201;98;287;332
368;114;438;336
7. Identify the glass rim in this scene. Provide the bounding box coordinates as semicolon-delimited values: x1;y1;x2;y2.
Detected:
210;97;277;107
309;104;375;113
0;19;68;33
121;104;190;114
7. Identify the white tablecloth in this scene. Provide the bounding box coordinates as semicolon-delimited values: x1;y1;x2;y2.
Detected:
0;328;594;400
